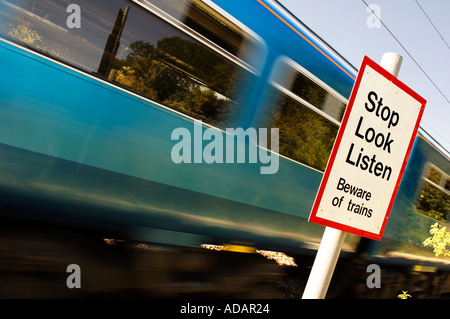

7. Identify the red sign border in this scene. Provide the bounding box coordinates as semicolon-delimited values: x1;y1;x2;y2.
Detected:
308;55;427;241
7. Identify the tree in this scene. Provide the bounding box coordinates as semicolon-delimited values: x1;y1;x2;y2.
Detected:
423;223;450;257
271;92;337;171
112;37;234;125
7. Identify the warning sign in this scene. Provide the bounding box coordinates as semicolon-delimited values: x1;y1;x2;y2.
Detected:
309;56;426;240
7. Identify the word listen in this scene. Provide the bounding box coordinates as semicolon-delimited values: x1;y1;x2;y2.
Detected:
345;91;399;181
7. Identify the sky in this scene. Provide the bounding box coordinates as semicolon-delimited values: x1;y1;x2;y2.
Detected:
279;0;450;153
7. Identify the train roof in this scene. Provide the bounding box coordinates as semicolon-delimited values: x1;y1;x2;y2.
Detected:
417;128;450;162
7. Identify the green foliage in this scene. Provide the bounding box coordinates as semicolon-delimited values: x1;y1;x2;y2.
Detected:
157;36;233;94
272;93;337;171
397;291;411;299
423;222;450;257
427;167;442;184
291;73;326;108
112;37;240;125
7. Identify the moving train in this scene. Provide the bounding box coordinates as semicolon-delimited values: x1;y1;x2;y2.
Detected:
0;0;449;298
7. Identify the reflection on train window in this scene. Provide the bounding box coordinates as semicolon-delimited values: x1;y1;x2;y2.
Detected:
267;86;339;171
289;71;346;122
271;58;347;123
143;0;256;60
0;0;255;126
415;164;450;222
265;59;345;171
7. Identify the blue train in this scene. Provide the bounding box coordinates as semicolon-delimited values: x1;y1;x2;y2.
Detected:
0;0;449;298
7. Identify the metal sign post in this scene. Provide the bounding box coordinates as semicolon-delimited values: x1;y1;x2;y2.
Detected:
302;52;421;299
302;226;346;299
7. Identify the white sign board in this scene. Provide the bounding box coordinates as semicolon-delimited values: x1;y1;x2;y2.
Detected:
309;56;426;240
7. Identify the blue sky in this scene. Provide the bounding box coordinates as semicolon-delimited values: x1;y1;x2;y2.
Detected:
279;0;450;153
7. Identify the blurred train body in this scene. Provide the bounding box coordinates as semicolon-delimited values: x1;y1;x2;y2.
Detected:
0;0;449;298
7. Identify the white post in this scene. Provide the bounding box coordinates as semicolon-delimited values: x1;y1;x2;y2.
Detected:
302;227;346;299
301;52;403;299
380;52;403;77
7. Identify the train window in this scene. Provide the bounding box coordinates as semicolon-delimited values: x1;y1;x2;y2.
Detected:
139;0;257;62
0;0;256;127
267;88;339;171
271;58;347;123
263;58;346;171
415;164;450;222
289;71;347;122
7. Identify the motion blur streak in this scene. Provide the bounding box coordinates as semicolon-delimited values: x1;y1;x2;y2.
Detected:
201;244;298;267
